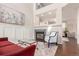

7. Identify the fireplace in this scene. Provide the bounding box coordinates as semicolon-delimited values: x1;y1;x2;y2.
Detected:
35;29;46;42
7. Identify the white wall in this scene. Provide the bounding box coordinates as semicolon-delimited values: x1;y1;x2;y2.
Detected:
0;3;34;44
56;8;63;44
62;5;77;38
77;8;79;44
34;8;63;44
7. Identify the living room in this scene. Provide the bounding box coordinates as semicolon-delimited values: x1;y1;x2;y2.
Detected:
0;3;79;56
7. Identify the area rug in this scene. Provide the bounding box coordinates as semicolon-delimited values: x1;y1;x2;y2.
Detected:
34;42;58;56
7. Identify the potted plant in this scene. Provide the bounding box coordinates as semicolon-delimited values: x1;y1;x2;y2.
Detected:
64;27;68;37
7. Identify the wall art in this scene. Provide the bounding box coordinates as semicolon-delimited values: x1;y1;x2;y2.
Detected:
0;4;25;25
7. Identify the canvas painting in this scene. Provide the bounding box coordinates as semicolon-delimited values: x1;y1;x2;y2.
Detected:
0;4;25;25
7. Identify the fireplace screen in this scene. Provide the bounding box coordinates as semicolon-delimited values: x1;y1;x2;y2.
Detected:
37;33;44;39
36;32;45;42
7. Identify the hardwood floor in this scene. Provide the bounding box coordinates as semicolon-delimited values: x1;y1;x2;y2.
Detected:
55;37;79;56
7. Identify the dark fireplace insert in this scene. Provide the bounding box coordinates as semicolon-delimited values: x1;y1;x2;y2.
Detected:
35;29;46;42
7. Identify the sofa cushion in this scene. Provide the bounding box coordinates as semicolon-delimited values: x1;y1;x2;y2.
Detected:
0;44;23;55
0;41;13;47
0;37;8;41
0;43;36;56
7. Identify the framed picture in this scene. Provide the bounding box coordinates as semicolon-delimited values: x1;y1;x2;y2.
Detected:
0;4;25;25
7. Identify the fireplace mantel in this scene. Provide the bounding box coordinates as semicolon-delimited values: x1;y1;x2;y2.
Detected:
33;25;62;44
34;25;62;29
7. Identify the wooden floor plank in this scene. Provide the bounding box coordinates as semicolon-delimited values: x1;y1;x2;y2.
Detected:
55;37;79;56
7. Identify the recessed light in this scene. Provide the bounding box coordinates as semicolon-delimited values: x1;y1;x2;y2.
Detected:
41;14;44;16
37;3;40;5
48;12;52;15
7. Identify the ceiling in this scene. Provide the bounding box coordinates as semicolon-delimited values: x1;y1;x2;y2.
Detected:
36;3;52;9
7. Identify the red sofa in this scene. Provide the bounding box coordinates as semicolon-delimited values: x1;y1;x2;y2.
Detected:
0;37;8;41
0;37;36;56
0;37;13;47
0;41;13;47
